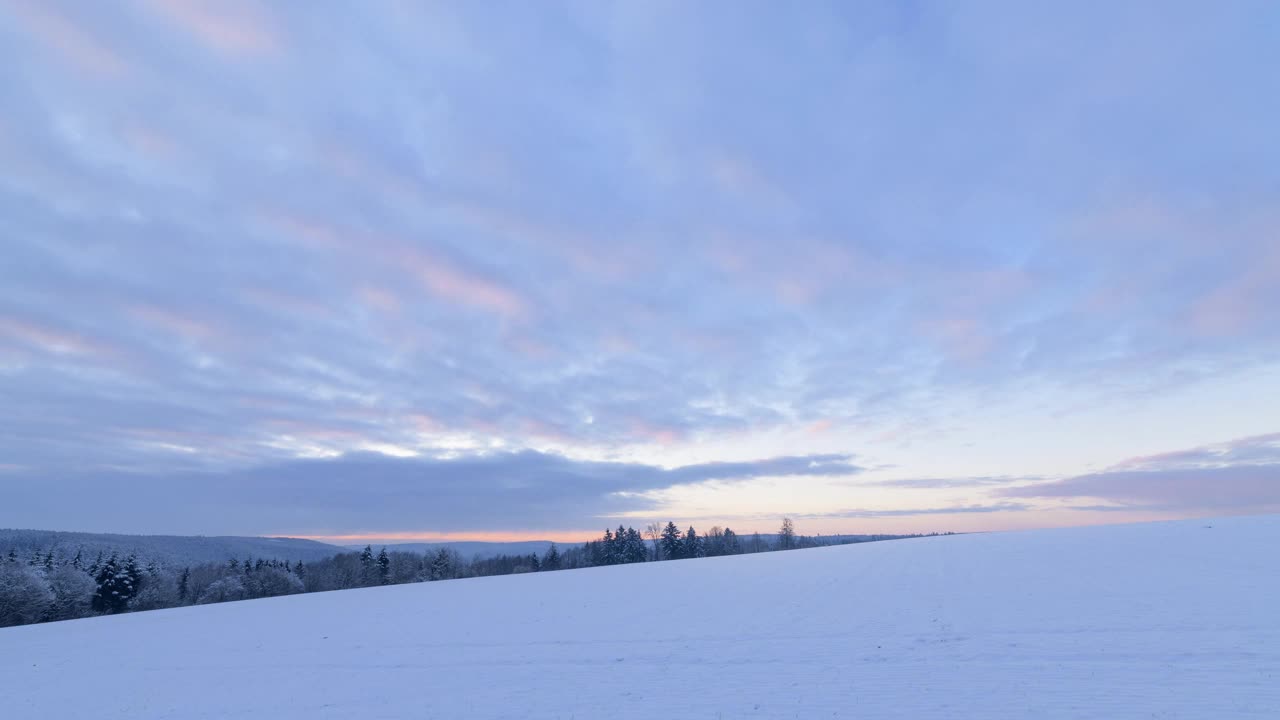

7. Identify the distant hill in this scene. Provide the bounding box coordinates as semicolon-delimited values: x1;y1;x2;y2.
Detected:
346;540;556;559
0;529;344;567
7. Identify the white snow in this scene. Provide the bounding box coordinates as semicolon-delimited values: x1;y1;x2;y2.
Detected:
2;515;1277;719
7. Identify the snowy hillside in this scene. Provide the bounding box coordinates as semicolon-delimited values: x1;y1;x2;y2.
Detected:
3;515;1277;719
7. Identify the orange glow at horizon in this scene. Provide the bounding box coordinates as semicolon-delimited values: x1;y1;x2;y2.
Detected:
285;529;602;544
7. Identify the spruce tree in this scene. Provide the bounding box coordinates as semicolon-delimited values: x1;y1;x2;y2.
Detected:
178;567;190;601
377;547;391;584
684;526;704;558
542;543;561;570
660;522;683;560
122;554;143;602
429;548;452;581
600;529;615;565
92;553;129;614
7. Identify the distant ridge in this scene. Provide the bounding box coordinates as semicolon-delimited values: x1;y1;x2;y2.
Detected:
0;529;345;566
344;540;557;559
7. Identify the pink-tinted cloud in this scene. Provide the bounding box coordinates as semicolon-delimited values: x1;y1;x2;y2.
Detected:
128;304;225;345
317;140;422;206
0;316;111;356
258;211;345;252
1189;228;1280;337
920;315;995;362
7;0;128;77
143;0;280;57
627;419;681;446
386;244;528;319
806;418;833;435
357;286;402;315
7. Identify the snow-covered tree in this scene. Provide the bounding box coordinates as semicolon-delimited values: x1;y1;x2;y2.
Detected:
196;576;246;604
377;547;391;584
0;563;53;627
92;554;129;614
45;565;95;621
245;567;303;598
428;548;456;581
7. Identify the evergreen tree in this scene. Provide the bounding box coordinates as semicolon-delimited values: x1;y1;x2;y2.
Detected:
542;543;561;571
429;548;453;581
88;551;103;575
660;521;683;560
6;549;17;564
122;554;143;601
92;553;129;614
377;547;391;584
71;549;83;570
41;550;55;573
178;567;190;602
529;553;541;572
722;527;741;555
293;560;306;578
601;529;615;565
616;525;630;563
624;527;647;563
684;526;704;558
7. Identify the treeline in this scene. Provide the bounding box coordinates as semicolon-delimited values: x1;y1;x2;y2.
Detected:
1;519;942;628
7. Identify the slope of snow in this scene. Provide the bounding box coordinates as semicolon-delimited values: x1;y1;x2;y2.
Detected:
3;515;1277;719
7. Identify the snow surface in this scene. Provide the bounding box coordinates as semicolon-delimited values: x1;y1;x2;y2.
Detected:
2;515;1277;719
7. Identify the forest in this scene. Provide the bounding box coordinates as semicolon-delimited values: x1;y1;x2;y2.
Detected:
0;519;935;628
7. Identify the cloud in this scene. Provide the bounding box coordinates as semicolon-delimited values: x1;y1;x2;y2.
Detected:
1002;434;1280;513
142;0;279;57
0;450;861;535
1004;465;1280;513
1107;433;1280;472
857;475;1041;490
792;503;1032;520
0;2;1277;534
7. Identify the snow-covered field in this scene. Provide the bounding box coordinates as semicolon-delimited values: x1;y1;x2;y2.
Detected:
2;515;1277;719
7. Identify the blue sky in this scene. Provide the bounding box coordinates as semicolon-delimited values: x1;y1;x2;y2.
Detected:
1;0;1277;541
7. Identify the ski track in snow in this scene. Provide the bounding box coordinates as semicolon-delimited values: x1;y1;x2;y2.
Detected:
2;515;1278;719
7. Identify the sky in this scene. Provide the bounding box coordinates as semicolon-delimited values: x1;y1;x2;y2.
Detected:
1;0;1278;543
